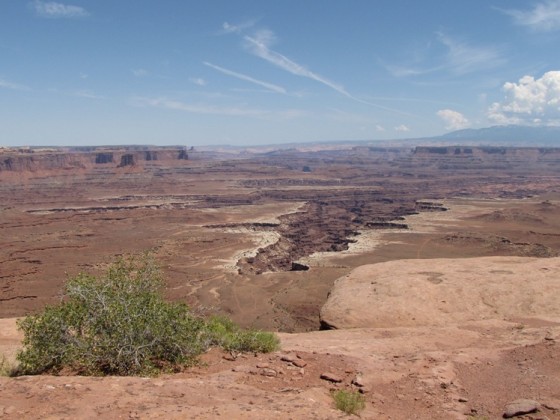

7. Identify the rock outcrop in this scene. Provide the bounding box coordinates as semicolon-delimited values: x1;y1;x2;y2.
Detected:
320;256;560;329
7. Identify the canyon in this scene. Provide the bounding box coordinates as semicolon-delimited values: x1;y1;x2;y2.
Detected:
1;143;560;418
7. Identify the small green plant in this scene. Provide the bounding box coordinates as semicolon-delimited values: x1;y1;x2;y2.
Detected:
16;253;279;376
0;353;18;377
203;315;280;353
332;389;366;415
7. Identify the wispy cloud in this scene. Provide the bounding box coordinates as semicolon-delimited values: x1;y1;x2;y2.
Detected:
221;20;258;34
31;0;89;18
0;78;30;91
386;32;505;78
131;96;306;120
204;61;286;94
383;63;442;78
500;0;560;31
72;89;103;99
436;32;506;75
243;30;351;97
394;124;410;132
189;77;207;86
131;96;267;117
132;69;149;77
240;29;414;116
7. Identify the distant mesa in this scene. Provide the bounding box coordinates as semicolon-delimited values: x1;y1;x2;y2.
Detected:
0;146;189;173
437;125;560;146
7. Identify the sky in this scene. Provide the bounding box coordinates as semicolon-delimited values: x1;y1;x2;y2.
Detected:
1;0;560;147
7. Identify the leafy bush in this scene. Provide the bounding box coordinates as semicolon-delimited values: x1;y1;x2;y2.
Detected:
332;389;366;415
16;254;278;376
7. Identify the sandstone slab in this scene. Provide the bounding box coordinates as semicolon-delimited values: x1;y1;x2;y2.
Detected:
320;256;560;329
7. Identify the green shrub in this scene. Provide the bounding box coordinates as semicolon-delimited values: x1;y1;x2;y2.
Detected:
203;315;280;353
16;253;279;376
332;389;366;415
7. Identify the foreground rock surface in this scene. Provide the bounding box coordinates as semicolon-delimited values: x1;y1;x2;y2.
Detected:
2;315;560;418
2;257;560;418
320;256;560;329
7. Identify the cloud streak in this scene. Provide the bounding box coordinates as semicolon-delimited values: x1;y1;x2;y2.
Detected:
0;78;30;91
241;30;414;116
131;96;306;120
386;32;505;78
72;89;103;99
221;20;258;34
436;32;506;75
204;61;286;94
243;30;350;97
500;0;560;31
189;77;206;86
31;0;89;18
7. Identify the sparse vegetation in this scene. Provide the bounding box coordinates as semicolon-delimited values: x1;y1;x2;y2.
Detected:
16;253;279;376
331;389;366;415
203;315;280;353
0;353;18;377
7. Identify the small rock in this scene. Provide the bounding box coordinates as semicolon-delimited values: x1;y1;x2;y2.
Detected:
232;365;258;374
320;372;343;383
352;375;365;387
223;354;236;361
458;397;468;403
256;363;270;369
292;359;307;368
503;399;540;418
278;387;300;393
359;386;371;394
280;354;296;363
260;368;277;377
542;399;560;411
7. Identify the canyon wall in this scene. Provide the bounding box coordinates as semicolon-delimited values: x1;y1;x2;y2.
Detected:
0;147;189;173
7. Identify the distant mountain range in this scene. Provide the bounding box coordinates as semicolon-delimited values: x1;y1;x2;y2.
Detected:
433;125;560;147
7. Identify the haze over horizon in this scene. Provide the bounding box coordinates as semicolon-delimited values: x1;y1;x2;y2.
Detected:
2;0;560;147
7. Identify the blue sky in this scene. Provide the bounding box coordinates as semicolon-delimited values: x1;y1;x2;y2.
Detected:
1;0;560;146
